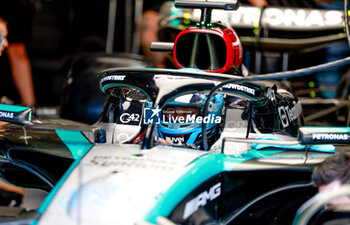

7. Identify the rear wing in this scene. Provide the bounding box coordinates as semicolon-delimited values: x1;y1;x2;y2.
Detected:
220;6;343;31
154;6;346;52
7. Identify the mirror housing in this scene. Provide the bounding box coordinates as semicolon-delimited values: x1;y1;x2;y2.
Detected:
173;27;243;73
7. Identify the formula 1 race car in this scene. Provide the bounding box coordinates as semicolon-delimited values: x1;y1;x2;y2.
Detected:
0;66;346;225
0;0;350;225
0;59;349;224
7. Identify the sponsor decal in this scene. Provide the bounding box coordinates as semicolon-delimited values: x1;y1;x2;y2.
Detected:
144;107;162;125
87;155;177;171
132;133;143;144
222;83;256;96
154;75;188;80
165;136;185;143
225;120;248;132
0;111;14;119
183;182;221;219
219;7;343;29
162;114;222;125
278;101;302;128
100;75;126;83
144;107;222;125
120;113;140;124
312;133;349;141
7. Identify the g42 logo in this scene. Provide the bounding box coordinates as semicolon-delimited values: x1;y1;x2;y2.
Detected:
120;113;140;124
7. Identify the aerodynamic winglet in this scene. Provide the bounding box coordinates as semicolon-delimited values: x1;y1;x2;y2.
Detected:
0;104;32;125
298;127;350;145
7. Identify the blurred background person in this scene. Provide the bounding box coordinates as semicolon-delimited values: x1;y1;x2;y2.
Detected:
0;0;37;107
0;18;8;56
0;17;24;207
139;0;167;68
312;152;350;207
247;0;268;7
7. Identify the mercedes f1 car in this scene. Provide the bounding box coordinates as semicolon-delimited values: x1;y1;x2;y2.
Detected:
0;0;350;225
0;66;346;225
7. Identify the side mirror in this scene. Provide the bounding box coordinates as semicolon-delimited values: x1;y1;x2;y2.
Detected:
173;28;243;73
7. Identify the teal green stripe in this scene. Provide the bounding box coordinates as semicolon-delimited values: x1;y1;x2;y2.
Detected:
0;104;29;112
55;130;93;159
241;149;282;158
30;219;38;225
28;111;32;122
145;150;281;223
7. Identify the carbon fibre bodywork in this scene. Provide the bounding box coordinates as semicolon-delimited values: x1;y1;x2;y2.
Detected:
0;115;99;191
